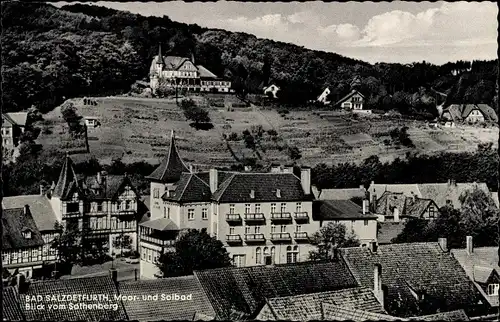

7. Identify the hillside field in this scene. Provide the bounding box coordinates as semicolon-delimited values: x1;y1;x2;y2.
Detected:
37;95;499;168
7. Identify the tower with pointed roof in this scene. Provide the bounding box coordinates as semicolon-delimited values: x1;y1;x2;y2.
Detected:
147;130;191;219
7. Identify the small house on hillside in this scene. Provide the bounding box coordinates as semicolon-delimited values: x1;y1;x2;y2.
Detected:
84;116;100;129
263;84;280;98
2;112;28;148
441;104;497;125
317;87;331;105
334;90;365;110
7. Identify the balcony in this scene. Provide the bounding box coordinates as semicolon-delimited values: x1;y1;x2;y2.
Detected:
226;234;243;245
244;213;266;223
294;212;309;222
114;209;136;216
226;214;242;223
62;211;82;219
270;212;292;222
244;233;266;244
294;232;309;241
140;235;175;247
271;232;292;242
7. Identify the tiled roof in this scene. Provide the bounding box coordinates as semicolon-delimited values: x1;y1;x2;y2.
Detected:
451;247;500;307
212;172;313;203
139;217;179;231
2;208;45;250
119;275;216;321
322;303;404;321
445;104;498;122
3;287;24;321
404;197;434;218
4;112;28;126
334;89;365;106
375;192;435;218
194;260;358;320
83;174;136;200
369;182;491;209
473;266;495;284
410;309;470;321
317;187;367;200
21;275;127;321
146;131;190;183
341;242;486;317
313;200;377;220
263;287;386;320
2;195;59;232
377;222;407;244
162;173;212;203
53;154;81;200
198;65;218;79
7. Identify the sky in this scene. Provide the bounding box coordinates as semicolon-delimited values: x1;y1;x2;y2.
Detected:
53;1;498;65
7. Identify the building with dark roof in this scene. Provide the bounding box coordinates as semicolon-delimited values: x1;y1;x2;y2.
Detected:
451;236;500;312
2;112;28;148
194;259;359;320
441;103;498;124
341;241;488;318
119;275;216;321
312;199;378;246
2;286;24;321
142;131;319;276
374;191;440;222
2;207;46;278
334;89;365;110
149;44;232;94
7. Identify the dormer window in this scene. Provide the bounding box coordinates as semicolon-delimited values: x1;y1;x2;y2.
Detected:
72;193;79;202
22;229;32;239
276;189;281;198
250;190;255;199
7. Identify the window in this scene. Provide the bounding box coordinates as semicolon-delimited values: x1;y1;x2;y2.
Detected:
97;202;103;212
280;225;286;233
488;284;499;296
270;247;275;264
67;202;79;213
117;201;122;211
256;247;262;264
229;227;235;235
245;204;251;214
296;225;302;232
229;204;235;214
202;208;208;220
271;225;276;233
23;230;32;239
245;226;251;234
153;188;160;198
296;203;302;213
428;205;436;218
280;203;287;213
188;209;195;220
254;226;261;234
125;200;131;210
233;255;246;267
286;246;299;264
271;203;276;213
255;204;261;213
5;128;10;135
364;220;369;226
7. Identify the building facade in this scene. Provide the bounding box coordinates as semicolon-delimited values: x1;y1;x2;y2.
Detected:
334;90;365;110
149;45;232;94
2;112;27;148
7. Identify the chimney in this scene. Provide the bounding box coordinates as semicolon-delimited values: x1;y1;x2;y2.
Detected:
393;207;400;223
466;236;473;255
109;268;118;284
438;237;448;252
332;247;339;261
244;165;252;172
362;199;369;215
97;172;102;184
369;241;378;253
23;205;30;216
209;169;218;194
134;269;138;281
189;164;194;173
276;189;281;198
359;184;364;189
373;264;383;305
250;189;255;199
40;184;45;196
371;193;377;212
300;168;311;195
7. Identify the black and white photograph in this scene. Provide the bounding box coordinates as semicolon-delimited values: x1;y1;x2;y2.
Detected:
1;0;499;321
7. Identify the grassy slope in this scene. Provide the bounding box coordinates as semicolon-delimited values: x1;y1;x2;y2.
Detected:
37;95;499;167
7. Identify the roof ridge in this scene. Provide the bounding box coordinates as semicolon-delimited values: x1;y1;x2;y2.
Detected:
212;174;236;201
177;174;194;201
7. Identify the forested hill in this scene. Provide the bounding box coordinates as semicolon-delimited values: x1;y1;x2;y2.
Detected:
2;1;498;116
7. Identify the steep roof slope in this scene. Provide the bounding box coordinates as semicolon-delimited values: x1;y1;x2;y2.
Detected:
2;207;45;251
146;131;190;183
2;287;24;321
2;195;59;232
52;154;80;199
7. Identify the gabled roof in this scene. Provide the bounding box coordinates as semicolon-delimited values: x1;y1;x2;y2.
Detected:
212;172;313;203
198;65;218;79
444;104;498;122
451;246;500;307
322;303;404;321
3;287;24;321
2;195;59;232
341;242;485;317
472;266;495;284
120;275;216;321
375;192;435;218
3;112;28;126
20;275;127;321
334;89;365;106
146;131;190;183
194;260;358;320
262;287;386;320
83;174;137;200
139;218;179;231
313;200;377;220
316;187;367;200
52;154;81;200
2;207;45;251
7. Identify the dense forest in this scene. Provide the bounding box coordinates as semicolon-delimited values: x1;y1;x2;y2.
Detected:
2;1;498;117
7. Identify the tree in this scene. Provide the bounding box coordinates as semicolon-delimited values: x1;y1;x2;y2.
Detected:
180;99;211;128
156;228;232;277
287;146;302;161
51;222;81;265
309;222;360;261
